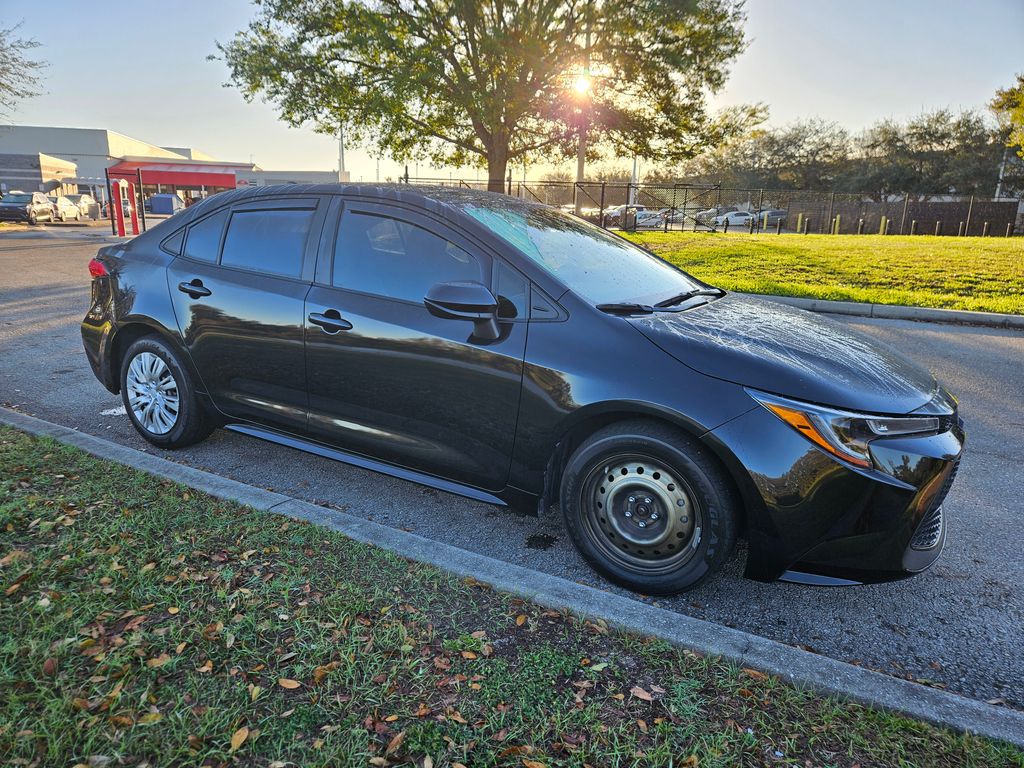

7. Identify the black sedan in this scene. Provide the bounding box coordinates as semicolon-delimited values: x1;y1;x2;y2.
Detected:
81;184;963;594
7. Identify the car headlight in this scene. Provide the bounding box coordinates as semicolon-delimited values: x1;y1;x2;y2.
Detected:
747;389;940;468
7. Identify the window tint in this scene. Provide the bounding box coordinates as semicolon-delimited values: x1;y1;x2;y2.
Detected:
333;211;483;302
221;208;314;278
161;229;185;255
494;261;529;319
183;208;228;263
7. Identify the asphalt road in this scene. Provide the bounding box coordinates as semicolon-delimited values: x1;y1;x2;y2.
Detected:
2;230;1022;709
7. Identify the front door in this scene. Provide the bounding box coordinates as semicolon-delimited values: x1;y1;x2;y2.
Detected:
304;201;528;492
167;196;325;432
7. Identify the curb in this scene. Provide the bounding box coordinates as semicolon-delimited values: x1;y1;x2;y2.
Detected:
2;406;1023;748
748;293;1024;329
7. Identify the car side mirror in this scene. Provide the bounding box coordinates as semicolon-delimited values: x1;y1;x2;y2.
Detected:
424;281;500;341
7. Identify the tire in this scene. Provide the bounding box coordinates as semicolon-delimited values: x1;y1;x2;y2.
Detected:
28;212;37;225
120;335;214;449
560;420;738;595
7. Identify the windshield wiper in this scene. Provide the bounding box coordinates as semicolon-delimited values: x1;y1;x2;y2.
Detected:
654;287;725;308
596;302;655;315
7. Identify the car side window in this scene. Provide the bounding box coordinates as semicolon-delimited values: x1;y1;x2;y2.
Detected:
494;261;530;320
333;211;483;303
161;229;185;256
221;208;314;278
183;208;228;263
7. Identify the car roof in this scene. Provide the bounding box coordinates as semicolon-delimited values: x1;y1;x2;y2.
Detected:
168;183;545;232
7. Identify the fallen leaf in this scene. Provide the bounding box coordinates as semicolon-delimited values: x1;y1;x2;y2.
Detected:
515;614;527;626
742;668;768;681
229;726;249;753
589;662;608;672
278;678;302;689
630;686;653;702
461;650;477;660
385;730;405;755
42;657;58;677
139;712;163;724
523;760;546;768
146;653;171;669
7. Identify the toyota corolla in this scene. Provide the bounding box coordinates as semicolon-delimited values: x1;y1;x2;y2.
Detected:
81;184;964;594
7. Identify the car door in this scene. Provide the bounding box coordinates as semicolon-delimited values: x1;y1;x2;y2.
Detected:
166;196;327;432
303;198;529;492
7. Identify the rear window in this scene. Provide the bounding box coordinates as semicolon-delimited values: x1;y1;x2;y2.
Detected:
183;209;228;263
2;194;31;204
220;208;314;278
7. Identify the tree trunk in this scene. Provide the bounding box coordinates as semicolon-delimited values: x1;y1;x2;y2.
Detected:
486;144;508;193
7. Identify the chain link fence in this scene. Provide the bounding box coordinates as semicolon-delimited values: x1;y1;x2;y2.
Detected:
402;176;1021;237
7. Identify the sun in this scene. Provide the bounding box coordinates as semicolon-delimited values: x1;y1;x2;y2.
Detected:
572;75;592;95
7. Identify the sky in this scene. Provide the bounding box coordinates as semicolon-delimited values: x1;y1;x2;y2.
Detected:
5;0;1023;181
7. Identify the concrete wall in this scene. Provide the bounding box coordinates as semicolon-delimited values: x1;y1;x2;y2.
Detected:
0;153;78;195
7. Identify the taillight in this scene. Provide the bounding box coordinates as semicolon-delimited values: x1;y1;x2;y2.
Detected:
88;257;108;278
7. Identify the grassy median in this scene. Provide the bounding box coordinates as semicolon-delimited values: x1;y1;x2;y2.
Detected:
625;231;1024;315
1;426;1021;767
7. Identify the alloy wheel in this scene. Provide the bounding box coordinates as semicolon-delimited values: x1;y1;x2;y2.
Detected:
125;352;180;435
580;453;702;575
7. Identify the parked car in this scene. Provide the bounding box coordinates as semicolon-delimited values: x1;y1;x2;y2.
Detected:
81;185;963;594
633;208;669;229
756;208;788;227
0;191;54;224
712;210;754;228
102;198;135;218
49;195;83;222
694;206;736;225
65;194;98;219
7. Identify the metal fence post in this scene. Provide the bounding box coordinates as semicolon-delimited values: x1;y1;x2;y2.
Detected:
804;218;811;234
899;193;909;234
136;168;147;232
857;218;864;235
756;189;764;233
982;221;990;237
599;182;606;229
1008;222;1015;238
935;220;942;236
965;195;974;235
104;167;115;235
826;192;835;235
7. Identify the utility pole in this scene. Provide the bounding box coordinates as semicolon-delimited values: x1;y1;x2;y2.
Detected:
574;0;592;215
338;128;346;181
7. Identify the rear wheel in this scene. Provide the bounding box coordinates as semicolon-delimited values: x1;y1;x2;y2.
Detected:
560;420;738;594
120;336;214;449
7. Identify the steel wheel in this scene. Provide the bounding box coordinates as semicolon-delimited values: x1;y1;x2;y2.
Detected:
125;351;180;435
580;453;702;575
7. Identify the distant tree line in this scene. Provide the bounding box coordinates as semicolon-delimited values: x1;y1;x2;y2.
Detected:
564;106;1023;200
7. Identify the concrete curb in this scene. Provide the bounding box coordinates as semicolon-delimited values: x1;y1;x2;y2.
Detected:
2;406;1022;748
747;293;1024;329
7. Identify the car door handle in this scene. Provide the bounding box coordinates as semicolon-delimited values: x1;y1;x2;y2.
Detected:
308;310;353;334
178;279;212;299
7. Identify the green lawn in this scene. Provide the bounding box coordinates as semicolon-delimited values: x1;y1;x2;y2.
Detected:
624;231;1024;315
2;427;1022;767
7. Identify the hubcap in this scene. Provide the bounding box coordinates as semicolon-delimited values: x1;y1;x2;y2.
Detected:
126;352;179;435
582;454;701;573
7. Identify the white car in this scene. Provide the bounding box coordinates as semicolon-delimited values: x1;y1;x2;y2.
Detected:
48;195;82;222
712;210;754;228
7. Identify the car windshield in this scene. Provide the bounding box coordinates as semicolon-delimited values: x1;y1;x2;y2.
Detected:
2;194;32;204
463;205;702;305
66;195;81;202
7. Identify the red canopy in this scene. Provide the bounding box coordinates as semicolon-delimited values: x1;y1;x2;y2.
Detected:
107;160;242;188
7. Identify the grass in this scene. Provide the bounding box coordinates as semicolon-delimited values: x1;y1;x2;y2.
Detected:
1;425;1022;767
624;231;1024;315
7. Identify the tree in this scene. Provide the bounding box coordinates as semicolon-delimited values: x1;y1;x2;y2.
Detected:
0;23;45;118
838;110;1003;199
216;0;759;192
992;74;1024;159
674;119;851;189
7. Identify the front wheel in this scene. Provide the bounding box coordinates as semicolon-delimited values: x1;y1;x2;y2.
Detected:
120;336;214;449
560;420;738;595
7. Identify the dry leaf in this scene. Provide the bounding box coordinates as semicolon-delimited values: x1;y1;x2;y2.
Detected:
385;730;405;755
461;650;477;660
146;653;171;668
742;668;768;681
278;678;302;689
42;657;58;677
630;686;653;702
229;726;249;753
515;614;527;626
523;761;546;768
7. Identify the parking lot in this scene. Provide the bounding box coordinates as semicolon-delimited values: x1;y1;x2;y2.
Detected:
1;229;1022;710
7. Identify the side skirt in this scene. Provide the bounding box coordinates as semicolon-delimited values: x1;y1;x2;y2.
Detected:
223;423;509;508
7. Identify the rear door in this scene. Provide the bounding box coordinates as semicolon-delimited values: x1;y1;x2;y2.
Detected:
303;199;529;491
167;196;327;432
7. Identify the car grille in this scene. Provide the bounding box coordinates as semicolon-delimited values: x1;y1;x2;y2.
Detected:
910;460;959;550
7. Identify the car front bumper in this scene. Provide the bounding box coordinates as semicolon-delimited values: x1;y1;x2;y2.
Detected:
0;209;31;222
706;400;964;584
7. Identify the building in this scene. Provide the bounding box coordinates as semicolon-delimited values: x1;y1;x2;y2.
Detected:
0;152;78;196
0;124;348;205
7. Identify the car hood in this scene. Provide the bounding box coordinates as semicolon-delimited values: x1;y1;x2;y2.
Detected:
629;294;938;414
